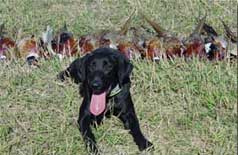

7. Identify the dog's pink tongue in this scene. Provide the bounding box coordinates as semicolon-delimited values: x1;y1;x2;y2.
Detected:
90;92;106;116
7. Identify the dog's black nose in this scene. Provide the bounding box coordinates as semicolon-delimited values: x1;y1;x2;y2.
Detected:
91;80;103;90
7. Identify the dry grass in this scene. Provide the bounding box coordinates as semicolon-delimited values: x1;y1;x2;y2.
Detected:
0;0;237;155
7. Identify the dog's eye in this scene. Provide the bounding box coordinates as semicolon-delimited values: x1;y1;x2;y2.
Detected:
89;62;96;70
103;60;113;71
103;60;108;66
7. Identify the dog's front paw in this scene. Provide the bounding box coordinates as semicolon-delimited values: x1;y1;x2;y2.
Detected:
88;143;100;155
138;140;154;152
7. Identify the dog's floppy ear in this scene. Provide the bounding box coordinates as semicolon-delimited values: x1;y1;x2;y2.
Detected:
117;54;133;87
57;55;89;84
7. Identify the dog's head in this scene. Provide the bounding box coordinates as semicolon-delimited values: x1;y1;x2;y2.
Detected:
58;48;133;115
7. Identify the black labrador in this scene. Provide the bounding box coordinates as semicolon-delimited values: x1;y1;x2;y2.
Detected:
58;47;153;154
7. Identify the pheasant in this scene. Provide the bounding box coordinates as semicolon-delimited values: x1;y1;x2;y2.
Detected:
141;13;184;60
201;21;228;60
17;35;40;66
78;10;142;60
53;23;78;57
220;19;237;59
41;24;78;60
0;24;16;60
183;15;207;59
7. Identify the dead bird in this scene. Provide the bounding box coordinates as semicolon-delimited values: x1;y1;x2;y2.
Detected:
201;21;228;60
140;13;184;60
41;23;78;60
0;23;16;60
17;34;41;67
220;19;237;59
78;10;142;60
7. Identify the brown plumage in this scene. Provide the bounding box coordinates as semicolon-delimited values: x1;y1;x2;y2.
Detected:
17;35;38;57
0;37;16;59
52;23;78;57
140;13;169;38
202;23;218;37
17;35;41;66
0;23;16;59
119;10;135;36
141;13;183;60
183;15;207;58
78;34;97;55
117;41;141;60
78;11;139;59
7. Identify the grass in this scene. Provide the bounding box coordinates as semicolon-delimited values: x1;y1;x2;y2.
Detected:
0;0;237;154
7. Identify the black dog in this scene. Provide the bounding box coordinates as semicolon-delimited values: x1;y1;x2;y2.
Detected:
58;47;153;154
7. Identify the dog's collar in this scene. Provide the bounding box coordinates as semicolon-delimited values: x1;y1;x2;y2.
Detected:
108;84;121;97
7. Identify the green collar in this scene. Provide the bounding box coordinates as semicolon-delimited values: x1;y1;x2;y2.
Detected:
108;84;122;97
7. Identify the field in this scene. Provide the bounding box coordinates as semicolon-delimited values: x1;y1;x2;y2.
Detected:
0;0;237;154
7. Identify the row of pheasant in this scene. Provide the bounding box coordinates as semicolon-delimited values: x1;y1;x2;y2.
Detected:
0;13;237;67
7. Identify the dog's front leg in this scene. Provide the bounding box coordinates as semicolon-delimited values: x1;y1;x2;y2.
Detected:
119;111;153;151
114;91;153;151
78;101;99;154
